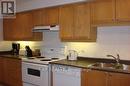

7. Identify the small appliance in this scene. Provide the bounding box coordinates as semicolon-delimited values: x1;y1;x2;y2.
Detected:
12;43;20;55
68;50;78;60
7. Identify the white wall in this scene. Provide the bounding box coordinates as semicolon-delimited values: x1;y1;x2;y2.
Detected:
16;0;87;12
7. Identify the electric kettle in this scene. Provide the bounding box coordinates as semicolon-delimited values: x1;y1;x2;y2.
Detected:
68;50;78;60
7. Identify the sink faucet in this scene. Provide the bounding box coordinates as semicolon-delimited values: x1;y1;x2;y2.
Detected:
106;54;120;64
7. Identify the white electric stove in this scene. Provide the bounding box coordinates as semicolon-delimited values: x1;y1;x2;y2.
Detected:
22;47;66;86
22;56;65;86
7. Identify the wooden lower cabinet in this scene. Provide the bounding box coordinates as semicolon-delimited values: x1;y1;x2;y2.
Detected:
81;69;130;86
108;72;130;86
81;69;107;86
0;57;22;86
0;58;4;84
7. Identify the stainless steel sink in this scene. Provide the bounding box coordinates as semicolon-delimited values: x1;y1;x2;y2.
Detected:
90;63;116;69
88;62;130;71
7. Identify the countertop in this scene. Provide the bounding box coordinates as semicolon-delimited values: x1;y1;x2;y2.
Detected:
1;54;130;74
50;57;130;74
50;59;96;68
0;55;24;60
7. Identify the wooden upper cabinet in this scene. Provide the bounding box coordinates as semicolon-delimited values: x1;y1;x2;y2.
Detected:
59;4;74;40
74;3;91;40
108;72;130;86
91;0;116;24
15;12;33;40
59;3;97;42
3;12;33;40
45;7;59;25
32;7;59;26
32;10;45;26
3;19;15;40
81;69;107;86
116;0;130;21
3;12;42;41
74;3;96;41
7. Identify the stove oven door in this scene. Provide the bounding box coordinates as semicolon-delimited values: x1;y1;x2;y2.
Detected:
22;62;49;86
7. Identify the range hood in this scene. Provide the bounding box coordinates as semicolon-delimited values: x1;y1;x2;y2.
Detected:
32;25;59;32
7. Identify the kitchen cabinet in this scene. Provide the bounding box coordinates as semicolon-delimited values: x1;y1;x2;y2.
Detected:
15;12;33;40
116;0;130;22
0;58;4;84
108;72;130;86
32;7;59;26
81;69;130;86
59;4;74;40
32;9;46;26
45;7;59;25
59;3;97;42
3;58;22;86
90;0;115;25
91;0;130;26
3;12;42;41
3;19;16;40
81;69;107;86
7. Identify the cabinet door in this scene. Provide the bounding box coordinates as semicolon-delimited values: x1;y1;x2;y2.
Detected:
81;69;107;86
3;58;22;86
59;5;74;40
4;12;33;41
46;7;59;25
108;72;130;86
32;10;44;26
3;19;16;40
16;12;33;40
3;13;42;41
0;58;4;83
74;3;94;41
116;0;130;21
32;9;46;26
91;0;115;24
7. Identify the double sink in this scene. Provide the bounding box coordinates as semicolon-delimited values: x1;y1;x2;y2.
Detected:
88;54;130;73
88;62;130;71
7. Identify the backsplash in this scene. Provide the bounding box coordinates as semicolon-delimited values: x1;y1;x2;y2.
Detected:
66;26;130;60
0;25;130;60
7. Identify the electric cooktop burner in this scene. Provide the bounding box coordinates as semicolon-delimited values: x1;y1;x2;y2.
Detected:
36;56;46;58
40;58;59;61
27;57;35;59
40;59;51;61
51;58;59;60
